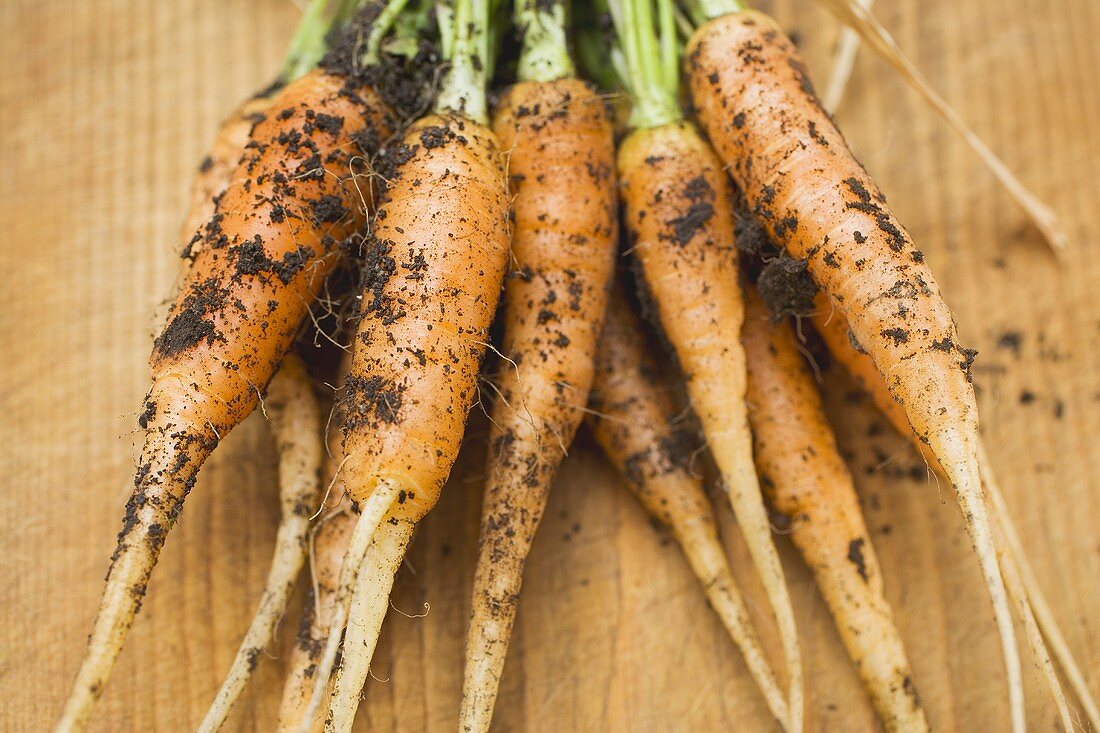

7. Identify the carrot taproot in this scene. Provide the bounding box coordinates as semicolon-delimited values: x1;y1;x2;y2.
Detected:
276;349;356;733
276;504;355;733
588;284;789;729
55;34;398;733
275;357;416;733
196;353;324;732
812;295;1097;731
298;3;513;728
685;6;1021;728
742;286;927;732
610;1;802;727
458;3;618;729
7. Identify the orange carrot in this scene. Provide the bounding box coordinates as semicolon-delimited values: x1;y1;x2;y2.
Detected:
458;7;619;725
300;4;514;728
588;285;789;729
312;113;510;732
686;7;1021;728
56;52;396;732
812;295;1097;731
611;2;802;727
742;287;927;732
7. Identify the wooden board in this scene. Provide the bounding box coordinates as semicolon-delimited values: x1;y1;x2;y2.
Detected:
1;0;1098;730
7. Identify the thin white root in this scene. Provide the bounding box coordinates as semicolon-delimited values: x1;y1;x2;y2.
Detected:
199;356;323;732
811;0;1069;251
297;479;401;733
822;0;872;113
679;521;790;730
324;516;415;732
717;448;804;733
935;430;1024;733
999;544;1077;731
979;443;1100;731
55;431;208;733
200;515;312;731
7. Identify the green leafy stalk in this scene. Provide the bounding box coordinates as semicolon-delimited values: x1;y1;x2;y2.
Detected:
363;0;414;63
682;0;742;26
608;0;681;130
436;1;456;59
435;0;493;121
516;0;574;83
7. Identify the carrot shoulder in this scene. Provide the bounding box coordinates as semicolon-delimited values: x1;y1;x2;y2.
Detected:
742;288;927;733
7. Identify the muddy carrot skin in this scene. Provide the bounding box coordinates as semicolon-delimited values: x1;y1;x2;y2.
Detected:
742;289;927;733
588;286;789;730
457;76;618;733
180;91;279;245
56;66;395;732
686;10;1021;729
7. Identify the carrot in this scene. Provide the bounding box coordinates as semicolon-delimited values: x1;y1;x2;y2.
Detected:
741;286;927;732
610;1;803;728
298;3;513;729
812;295;1098;731
275;349;357;733
458;3;618;730
196;354;323;732
588;284;789;729
55;17;400;731
685;5;1022;729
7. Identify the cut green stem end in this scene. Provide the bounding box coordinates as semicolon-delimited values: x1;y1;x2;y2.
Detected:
516;0;575;83
436;0;492;122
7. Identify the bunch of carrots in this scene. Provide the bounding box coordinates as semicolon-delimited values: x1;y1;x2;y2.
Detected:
54;0;1095;731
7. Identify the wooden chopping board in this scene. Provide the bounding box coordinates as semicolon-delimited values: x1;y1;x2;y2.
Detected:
1;0;1097;730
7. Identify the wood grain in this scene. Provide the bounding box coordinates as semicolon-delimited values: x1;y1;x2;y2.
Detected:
1;1;1097;730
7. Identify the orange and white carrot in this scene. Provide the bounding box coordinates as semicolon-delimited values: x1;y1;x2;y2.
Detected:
459;3;619;728
299;4;513;729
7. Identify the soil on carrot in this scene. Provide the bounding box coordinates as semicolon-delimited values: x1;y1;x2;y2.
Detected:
320;5;439;124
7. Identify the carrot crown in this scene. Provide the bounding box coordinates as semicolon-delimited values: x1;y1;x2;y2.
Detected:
608;0;682;130
515;0;574;83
